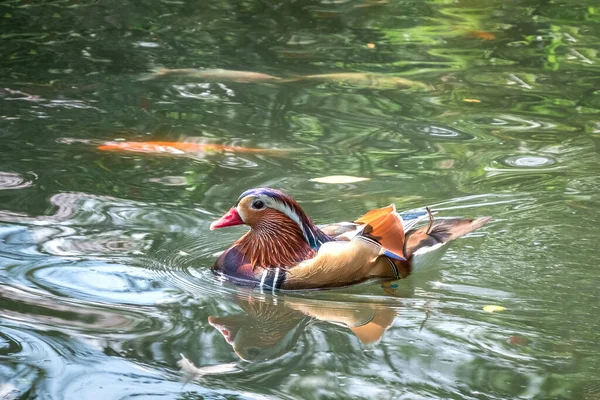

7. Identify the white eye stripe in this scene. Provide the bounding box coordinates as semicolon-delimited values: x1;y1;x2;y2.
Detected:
262;197;306;237
241;194;312;243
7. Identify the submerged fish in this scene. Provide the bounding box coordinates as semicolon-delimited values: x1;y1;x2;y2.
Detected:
138;67;283;83
467;30;497;40
295;73;431;90
98;141;286;155
353;0;388;8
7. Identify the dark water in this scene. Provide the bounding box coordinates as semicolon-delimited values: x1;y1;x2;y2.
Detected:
1;0;599;398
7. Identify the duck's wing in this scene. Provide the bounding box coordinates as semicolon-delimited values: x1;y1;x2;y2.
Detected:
283;205;409;290
318;221;362;238
282;235;406;290
318;209;431;239
354;204;406;260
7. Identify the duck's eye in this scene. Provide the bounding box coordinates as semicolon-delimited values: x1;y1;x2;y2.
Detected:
252;200;265;210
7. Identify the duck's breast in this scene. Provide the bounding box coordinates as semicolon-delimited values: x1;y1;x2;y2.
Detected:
213;246;258;282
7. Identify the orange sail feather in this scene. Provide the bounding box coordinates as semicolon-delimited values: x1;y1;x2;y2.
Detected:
354;204;406;259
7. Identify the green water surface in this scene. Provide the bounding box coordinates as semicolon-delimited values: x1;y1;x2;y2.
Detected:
1;0;599;399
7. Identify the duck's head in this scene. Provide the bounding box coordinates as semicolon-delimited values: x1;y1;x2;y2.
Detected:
210;187;330;249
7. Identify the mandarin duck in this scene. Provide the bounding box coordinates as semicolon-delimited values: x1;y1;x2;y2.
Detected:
210;188;490;290
209;294;396;361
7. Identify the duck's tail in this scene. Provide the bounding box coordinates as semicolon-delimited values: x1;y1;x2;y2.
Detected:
404;216;491;258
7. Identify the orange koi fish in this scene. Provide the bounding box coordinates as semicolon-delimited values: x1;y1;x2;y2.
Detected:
98;141;284;155
467;30;496;40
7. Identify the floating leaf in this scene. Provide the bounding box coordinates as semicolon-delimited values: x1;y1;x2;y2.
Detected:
310;175;370;184
366;43;376;48
483;305;506;313
463;98;481;103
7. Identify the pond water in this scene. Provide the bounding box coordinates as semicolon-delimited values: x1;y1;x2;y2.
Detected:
1;0;599;398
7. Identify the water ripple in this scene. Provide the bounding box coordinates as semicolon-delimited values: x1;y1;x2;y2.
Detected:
0;325;239;399
148;175;188;186
497;154;557;168
0;192;217;308
0;192;208;235
0;284;157;335
402;122;474;141
27;261;183;306
41;230;152;257
0;171;34;190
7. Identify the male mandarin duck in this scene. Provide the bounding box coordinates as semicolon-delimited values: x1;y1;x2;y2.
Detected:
210;188;490;290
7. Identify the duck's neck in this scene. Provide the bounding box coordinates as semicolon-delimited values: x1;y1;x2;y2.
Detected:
235;218;326;269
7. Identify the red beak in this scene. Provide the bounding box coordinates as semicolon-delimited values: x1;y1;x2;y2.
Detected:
210;207;244;230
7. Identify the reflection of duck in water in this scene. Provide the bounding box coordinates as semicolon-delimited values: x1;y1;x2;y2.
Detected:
208;294;396;361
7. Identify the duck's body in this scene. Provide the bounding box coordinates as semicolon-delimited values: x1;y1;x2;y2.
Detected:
211;188;490;290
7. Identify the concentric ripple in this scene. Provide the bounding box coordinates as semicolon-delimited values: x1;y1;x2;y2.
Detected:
497;154;557;168
402;122;475;141
0;171;34;190
0;284;160;336
28;261;183;305
0;325;239;400
41;230;152;257
148;175;188;186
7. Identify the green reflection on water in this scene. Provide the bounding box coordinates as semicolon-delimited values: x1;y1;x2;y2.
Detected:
0;0;599;398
